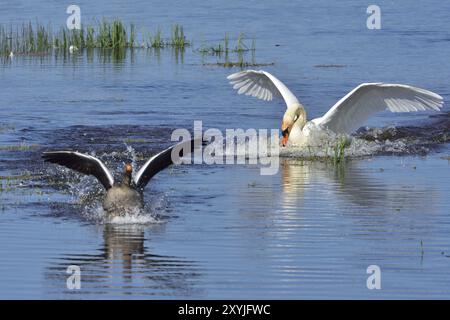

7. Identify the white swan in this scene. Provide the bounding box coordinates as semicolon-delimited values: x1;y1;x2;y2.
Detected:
227;70;444;147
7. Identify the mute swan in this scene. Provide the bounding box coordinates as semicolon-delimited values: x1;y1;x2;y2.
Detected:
43;139;197;216
227;70;444;147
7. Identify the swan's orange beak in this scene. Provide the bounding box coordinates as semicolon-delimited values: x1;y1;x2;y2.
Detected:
281;121;290;147
125;164;133;174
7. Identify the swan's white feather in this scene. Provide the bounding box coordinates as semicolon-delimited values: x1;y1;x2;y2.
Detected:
316;83;444;134
227;70;299;108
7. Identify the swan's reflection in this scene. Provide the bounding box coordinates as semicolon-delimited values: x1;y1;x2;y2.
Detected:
45;222;201;298
238;158;435;224
280;158;434;213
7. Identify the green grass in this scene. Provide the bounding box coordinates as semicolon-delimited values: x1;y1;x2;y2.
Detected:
0;142;40;151
148;28;164;48
0;22;52;55
0;19;156;55
296;138;349;165
169;24;189;48
123;138;149;144
1;20;266;67
199;33;270;68
0;172;36;193
204;60;274;68
198;33;254;56
332;138;349;165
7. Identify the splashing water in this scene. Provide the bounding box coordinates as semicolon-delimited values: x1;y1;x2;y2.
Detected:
223;113;449;160
124;144;140;176
81;202;162;225
43;146;170;224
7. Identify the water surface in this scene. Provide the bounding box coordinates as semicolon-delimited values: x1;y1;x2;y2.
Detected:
1;0;450;299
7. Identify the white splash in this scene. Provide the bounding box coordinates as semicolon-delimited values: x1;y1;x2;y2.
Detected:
81;202;163;225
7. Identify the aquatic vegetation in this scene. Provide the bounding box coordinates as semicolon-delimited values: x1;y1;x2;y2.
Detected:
169;24;189;48
198;33;252;55
206;60;274;68
314;64;347;68
147;28;164;48
285;139;349;164
0;20;271;67
0;20;192;56
123;138;149;144
0;172;36;192
332;138;348;165
197;33;230;55
199;33;271;68
0;142;40;151
0;23;52;55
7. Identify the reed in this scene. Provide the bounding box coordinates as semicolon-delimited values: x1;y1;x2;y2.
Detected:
0;20;265;67
0;22;53;55
129;23;136;47
85;26;95;48
0;20;162;54
332;138;348;165
169;24;189;48
148;28;164;48
198;33;267;68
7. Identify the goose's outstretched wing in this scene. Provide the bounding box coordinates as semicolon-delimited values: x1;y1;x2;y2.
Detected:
227;70;300;108
316;83;444;134
133;139;200;190
42;151;114;190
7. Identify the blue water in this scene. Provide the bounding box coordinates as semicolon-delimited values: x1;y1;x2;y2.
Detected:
0;0;449;299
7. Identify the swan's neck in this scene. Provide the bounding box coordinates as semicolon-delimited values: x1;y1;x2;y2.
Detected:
286;103;307;144
291;102;307;130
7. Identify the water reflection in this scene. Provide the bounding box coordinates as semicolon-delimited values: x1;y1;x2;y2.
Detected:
45;223;202;298
280;158;434;212
3;47;186;66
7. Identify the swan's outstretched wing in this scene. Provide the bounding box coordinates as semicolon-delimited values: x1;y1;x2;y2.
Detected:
134;139;201;190
227;70;300;108
316;83;443;134
43;151;114;189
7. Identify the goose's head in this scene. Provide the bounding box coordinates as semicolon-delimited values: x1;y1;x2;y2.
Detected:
123;163;133;186
281;103;306;146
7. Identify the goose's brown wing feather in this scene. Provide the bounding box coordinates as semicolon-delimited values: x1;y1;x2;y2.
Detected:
134;139;201;190
42;151;114;190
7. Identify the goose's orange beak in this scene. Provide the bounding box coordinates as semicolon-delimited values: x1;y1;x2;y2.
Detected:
125;164;133;174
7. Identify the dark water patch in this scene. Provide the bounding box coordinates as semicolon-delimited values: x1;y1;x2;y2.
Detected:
38;124;175;153
355;112;450;155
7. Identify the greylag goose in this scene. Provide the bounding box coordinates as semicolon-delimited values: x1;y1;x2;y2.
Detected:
43;139;199;216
